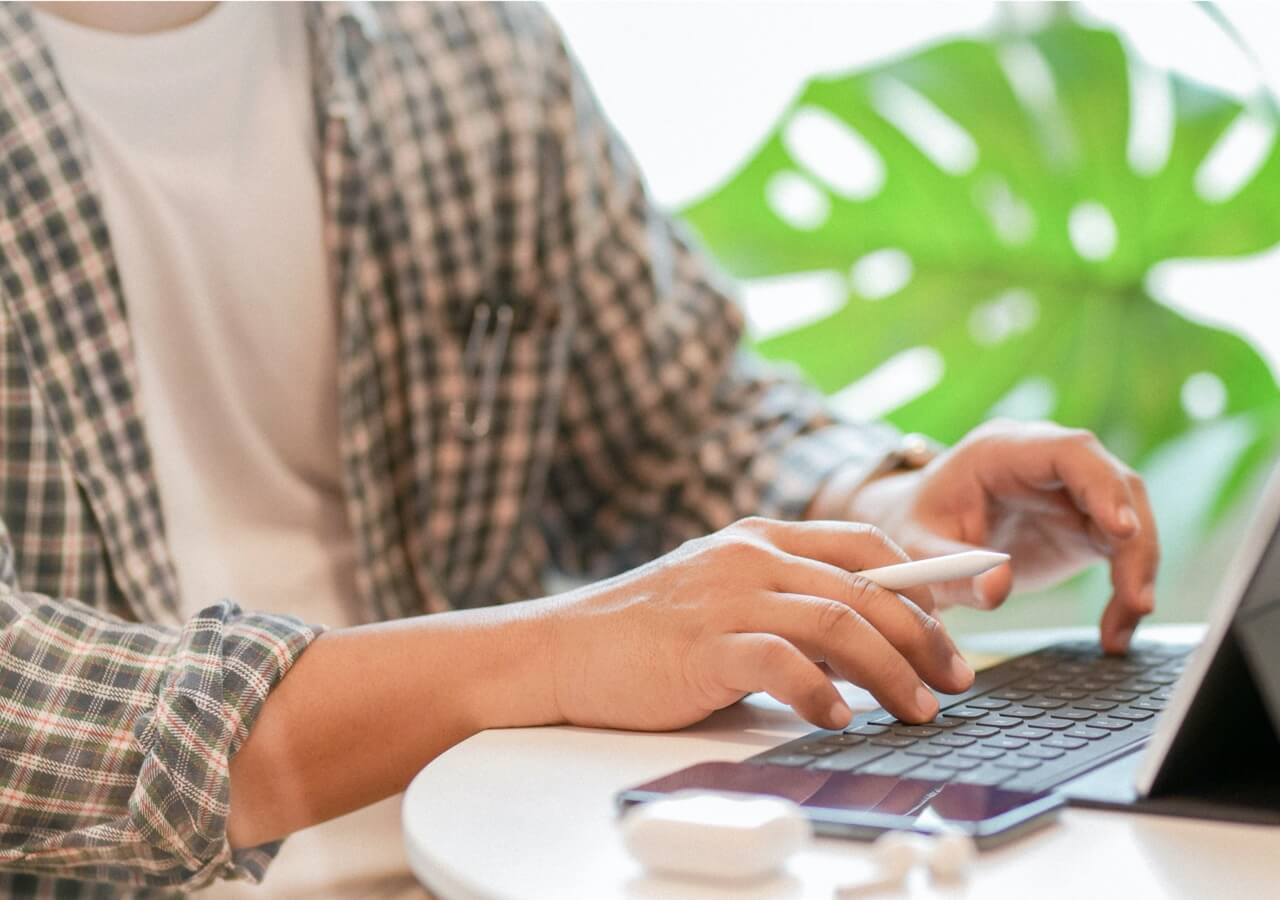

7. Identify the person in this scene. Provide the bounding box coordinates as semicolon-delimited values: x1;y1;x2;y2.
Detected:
0;2;1158;897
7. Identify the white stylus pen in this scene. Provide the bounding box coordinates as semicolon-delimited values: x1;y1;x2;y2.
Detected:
856;550;1010;591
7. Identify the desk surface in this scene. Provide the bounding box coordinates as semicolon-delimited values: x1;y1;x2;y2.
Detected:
402;624;1276;899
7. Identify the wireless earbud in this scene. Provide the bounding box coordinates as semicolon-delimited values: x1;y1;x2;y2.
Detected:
835;830;977;897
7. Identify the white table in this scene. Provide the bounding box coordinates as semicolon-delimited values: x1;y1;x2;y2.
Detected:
402;625;1278;899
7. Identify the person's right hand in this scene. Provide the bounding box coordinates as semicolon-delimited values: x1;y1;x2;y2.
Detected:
538;517;976;733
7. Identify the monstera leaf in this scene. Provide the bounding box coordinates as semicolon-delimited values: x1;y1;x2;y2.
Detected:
682;15;1280;520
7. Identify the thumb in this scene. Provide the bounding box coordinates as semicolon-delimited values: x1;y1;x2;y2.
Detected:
907;533;1013;611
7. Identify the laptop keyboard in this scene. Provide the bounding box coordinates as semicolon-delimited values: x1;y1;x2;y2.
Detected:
750;639;1194;794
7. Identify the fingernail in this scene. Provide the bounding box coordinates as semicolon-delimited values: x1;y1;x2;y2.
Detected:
950;654;975;686
1116;505;1139;534
829;699;852;729
915;686;938;718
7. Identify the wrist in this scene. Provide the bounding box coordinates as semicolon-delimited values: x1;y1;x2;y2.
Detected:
808;433;942;524
452;599;565;734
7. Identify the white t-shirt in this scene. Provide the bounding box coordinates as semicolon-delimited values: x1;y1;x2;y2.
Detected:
35;5;421;898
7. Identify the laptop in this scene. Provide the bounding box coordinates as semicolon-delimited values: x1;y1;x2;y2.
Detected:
746;462;1280;824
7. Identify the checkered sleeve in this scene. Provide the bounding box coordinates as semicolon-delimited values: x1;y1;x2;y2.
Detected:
0;520;320;890
534;13;900;575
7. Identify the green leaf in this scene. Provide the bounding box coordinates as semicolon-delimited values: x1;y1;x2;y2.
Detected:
680;16;1280;518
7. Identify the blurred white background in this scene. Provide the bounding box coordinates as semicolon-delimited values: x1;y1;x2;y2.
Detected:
547;1;1280;374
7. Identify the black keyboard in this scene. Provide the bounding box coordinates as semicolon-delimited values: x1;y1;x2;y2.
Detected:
750;639;1194;794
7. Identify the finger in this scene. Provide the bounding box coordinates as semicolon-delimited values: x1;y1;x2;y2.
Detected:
739;518;936;613
751;551;968;692
997;430;1141;541
901;532;1014;612
710;633;851;729
1100;475;1160;654
745;591;949;722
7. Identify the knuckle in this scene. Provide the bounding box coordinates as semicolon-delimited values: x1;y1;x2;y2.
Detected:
708;534;771;565
1061;427;1100;450
815;598;857;635
840;574;882;611
754;635;792;671
731;516;774;536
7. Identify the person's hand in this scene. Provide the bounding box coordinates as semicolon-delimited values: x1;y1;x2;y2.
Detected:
539;517;976;732
837;420;1159;654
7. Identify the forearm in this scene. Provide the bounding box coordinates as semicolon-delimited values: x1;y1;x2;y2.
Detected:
226;601;560;848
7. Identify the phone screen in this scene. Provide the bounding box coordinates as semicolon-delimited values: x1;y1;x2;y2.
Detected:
618;762;1063;845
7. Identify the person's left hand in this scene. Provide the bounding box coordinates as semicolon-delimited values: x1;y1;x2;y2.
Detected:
815;420;1159;654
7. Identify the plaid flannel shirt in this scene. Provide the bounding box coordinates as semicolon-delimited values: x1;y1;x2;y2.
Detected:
0;2;897;896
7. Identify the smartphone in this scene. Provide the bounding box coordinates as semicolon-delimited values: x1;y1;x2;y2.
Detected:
616;762;1064;848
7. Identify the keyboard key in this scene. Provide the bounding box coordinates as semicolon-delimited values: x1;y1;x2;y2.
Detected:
1134;698;1166;711
954;725;999;739
893;725;942;738
1008;727;1051;741
1123;681;1161;694
904;744;951;759
821;734;867;746
1004;707;1045;719
867;711;901;725
932;734;976;748
870;736;916;748
905;764;959;782
1051;709;1096;721
1075;699;1117;712
1043;736;1087;751
846;724;890;736
1019;746;1065;761
990;689;1032;701
1023;698;1067;709
1076;679;1111;691
1088;718;1133;731
794;743;842;756
1152;688;1174;701
1014;680;1055;692
1096;690;1139;703
930;715;970;729
953;766;1014;786
1064;726;1109;741
958;746;1005;761
934;756;980;771
969;698;1011;710
762;754;814;767
1021;717;1071;731
812;745;892;771
1110;709;1154;721
860;756;925;777
1045;688;1088;701
978;715;1022;729
993;756;1042;771
1143;672;1178;685
942;707;988;720
985;737;1029;751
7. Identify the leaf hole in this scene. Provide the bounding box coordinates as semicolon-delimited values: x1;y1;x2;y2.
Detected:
1182;371;1227;421
969;289;1039;345
782;105;886;200
850;248;913;300
739;270;846;341
975;176;1035;244
869;77;978;176
765;171;830;230
1068;201;1118;261
1194;111;1276;204
828;346;944;422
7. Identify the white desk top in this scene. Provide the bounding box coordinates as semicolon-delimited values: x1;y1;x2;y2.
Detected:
402;625;1277;899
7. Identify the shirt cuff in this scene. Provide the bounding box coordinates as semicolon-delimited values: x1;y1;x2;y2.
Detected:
755;421;902;522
